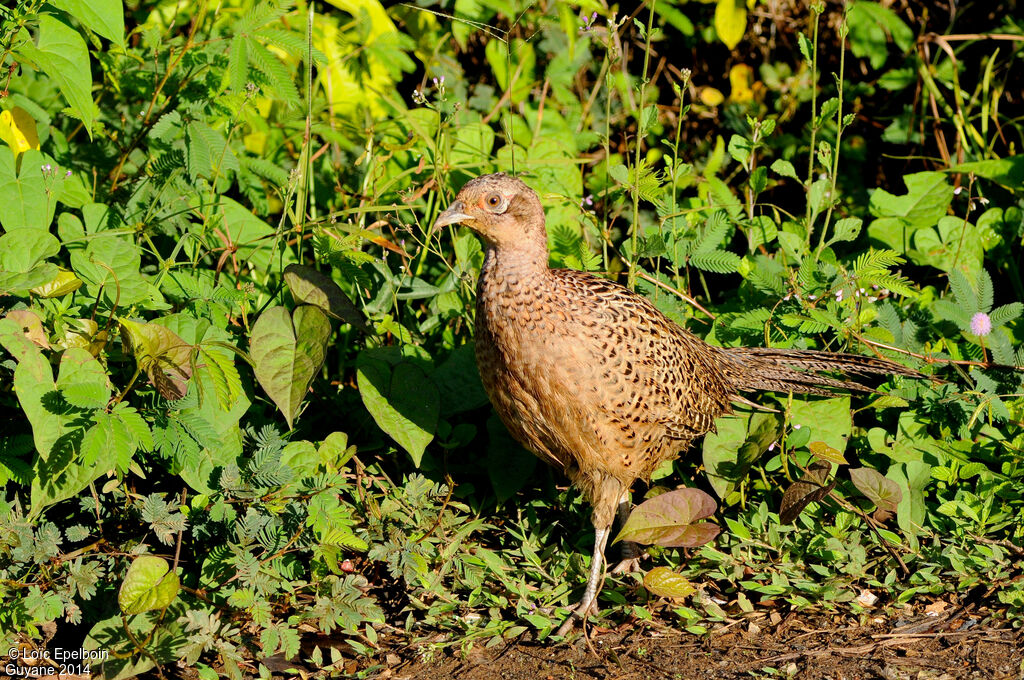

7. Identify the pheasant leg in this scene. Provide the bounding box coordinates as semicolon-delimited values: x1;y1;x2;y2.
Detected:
611;494;642;574
556;523;610;636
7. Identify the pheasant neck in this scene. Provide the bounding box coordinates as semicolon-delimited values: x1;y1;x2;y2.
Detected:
479;243;550;291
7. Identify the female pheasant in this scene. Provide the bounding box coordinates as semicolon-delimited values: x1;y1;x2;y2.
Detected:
434;172;920;634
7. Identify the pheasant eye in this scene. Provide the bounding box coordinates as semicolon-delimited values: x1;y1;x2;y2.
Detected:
485;193;504;210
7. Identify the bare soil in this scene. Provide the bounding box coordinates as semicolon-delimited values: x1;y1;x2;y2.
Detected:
369;610;1023;680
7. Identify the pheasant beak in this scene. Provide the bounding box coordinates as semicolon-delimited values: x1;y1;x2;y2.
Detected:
433;200;474;230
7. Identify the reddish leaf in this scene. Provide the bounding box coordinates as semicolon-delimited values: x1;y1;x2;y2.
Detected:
780;461;835;523
614;488;720;547
850;466;902;512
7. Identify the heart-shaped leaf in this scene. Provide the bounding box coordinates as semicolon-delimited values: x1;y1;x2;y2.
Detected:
356;353;438;466
119;555;180;615
850;466;902;512
283;264;369;332
250;305;331;428
780;461;835;523
614;488;720;547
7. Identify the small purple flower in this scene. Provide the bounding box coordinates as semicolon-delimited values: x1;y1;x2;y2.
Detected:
580;11;598;32
793;423;802;430
970;311;992;337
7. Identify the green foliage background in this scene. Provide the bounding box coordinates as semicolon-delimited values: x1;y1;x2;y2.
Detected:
1;0;1023;673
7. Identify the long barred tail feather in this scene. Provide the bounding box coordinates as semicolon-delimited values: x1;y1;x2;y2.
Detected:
717;346;923;397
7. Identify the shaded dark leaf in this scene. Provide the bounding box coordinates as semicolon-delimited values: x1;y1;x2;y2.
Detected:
780;461;836;523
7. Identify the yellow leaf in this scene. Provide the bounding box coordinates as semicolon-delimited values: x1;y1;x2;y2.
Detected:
317;0;403;117
728;63;754;103
714;0;747;50
0;107;40;159
700;87;725;107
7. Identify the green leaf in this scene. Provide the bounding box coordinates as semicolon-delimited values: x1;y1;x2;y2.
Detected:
644;567;696;599
887;460;931;544
785;397;851;453
118;555;181;615
432;343;490;417
948;156;1024;189
185;120;239;181
356;354;439;466
283;264;368;331
690;250;740;273
614;488;720;547
0;319;69;460
250;305;331;429
0;229;60;293
0;148;56;231
56;347;110;409
828;217;862;244
18;14;96;136
81;411;135;472
847;1;914;68
868;172;954;249
770;158;799;181
51;0;125;47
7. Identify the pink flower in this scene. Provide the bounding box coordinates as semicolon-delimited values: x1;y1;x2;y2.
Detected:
970;312;992;336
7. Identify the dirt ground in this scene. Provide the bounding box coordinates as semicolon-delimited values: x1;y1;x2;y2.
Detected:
366;609;1023;680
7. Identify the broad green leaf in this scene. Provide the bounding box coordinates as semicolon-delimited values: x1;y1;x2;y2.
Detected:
0;319;74;462
785;397;851;453
356;353;438;466
868;172;954;247
849;466;902;512
948;156;1024;189
847;1;914;68
18;15;96;135
714;0;746;49
283;264;368;331
51;0;125;47
779;460;835;523
484;39;535;105
887;459;931;544
432;343;490;417
703;414;748;500
70;233;150;306
614;488;719;547
118;555;180;615
770;158;799;181
0;148;56;231
0;228;60;293
56;347;110;409
318;431;358;471
451;120;496;170
910;216;986;277
30;445;102;519
644;567;696;599
250;305;331;428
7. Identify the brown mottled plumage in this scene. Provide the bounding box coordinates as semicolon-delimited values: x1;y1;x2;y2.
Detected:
434;173;921;634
